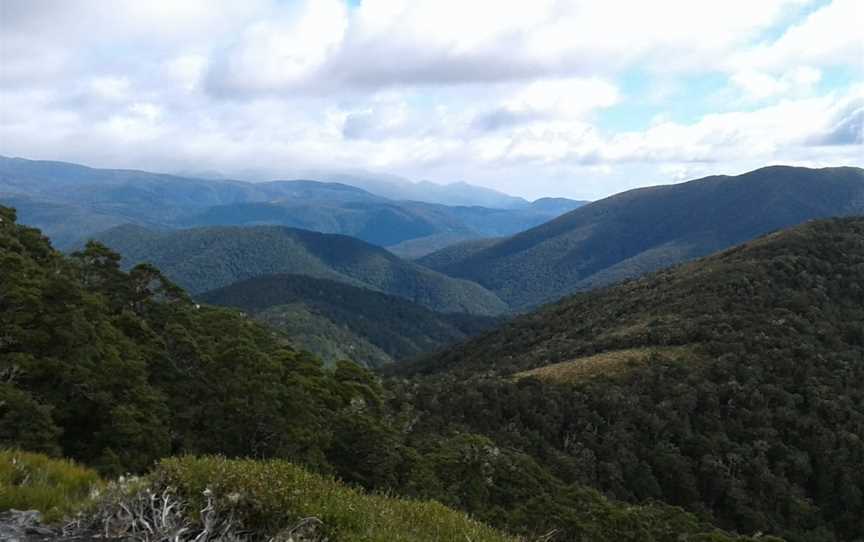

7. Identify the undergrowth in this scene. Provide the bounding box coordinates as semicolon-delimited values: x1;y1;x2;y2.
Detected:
0;449;102;523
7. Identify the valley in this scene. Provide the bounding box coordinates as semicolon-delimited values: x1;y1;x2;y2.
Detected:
2;163;862;540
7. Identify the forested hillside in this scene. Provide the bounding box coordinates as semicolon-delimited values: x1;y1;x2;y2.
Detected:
420;166;864;309
395;217;864;541
92;223;508;315
199;273;500;367
0;204;766;541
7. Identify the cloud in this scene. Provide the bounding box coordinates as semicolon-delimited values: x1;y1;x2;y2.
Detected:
730;66;822;100
728;0;864;74
206;0;349;96
473;78;619;131
341;99;409;140
809;99;864;146
205;0;815;96
0;0;860;201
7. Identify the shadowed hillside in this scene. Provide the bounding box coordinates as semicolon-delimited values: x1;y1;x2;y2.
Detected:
92;223;509;315
419;166;864;309
199;273;501;367
391;217;864;540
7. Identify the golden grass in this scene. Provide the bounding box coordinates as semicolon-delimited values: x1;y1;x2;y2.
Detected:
155;456;518;542
0;450;103;523
513;346;695;384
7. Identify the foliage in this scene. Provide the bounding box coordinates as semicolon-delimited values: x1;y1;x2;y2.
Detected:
418;165;864;309
93;223;509;315
200;273;500;367
0;205;762;541
0;206;390;476
0;450;102;523
396;218;864;541
415;236;504;267
154;456;516;542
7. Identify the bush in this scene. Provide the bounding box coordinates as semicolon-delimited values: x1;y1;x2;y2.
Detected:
0;450;103;523
154;456;516;542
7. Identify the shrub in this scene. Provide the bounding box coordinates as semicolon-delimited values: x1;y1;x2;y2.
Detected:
154;456;517;542
0;449;102;523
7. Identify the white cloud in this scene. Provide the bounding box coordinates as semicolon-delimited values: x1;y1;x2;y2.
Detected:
204;0;816;95
0;0;860;201
208;0;349;95
88;77;133;102
163;55;209;93
728;0;864;74
731;66;822;100
473;78;619;131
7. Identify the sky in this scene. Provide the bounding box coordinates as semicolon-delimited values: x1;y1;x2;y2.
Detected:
0;0;861;200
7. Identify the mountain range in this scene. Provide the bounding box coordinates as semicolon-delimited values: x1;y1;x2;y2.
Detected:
418;165;864;309
4;162;864;540
0;156;584;253
183;166;535;208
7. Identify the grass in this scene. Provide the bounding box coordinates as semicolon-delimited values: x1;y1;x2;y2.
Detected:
154;456;518;542
513;346;695;383
0;450;103;523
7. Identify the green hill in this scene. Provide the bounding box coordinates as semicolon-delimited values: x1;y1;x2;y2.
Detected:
91;223;508;315
199;273;501;367
417;236;504;266
420;166;864;309
395;217;864;540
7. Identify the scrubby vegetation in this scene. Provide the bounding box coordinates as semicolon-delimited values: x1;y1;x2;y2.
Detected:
199;273;500;367
154;456;516;542
0;452;516;541
0;450;101;523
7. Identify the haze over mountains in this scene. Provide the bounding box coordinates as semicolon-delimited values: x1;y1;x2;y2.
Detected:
420;166;864;309
0;156;584;253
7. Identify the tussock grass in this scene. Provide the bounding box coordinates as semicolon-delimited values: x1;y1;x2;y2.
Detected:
155;456;517;542
513;346;695;383
0;450;103;523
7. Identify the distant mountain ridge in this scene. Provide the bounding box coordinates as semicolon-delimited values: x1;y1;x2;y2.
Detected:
0;156;584;252
92;223;509;316
179;167;533;209
419;165;864;309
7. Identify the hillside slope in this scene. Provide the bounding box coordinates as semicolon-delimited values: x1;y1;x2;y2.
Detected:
93;224;508;315
394;217;864;540
421;166;864;309
408;216;864;375
0;204;760;541
199;273;500;367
